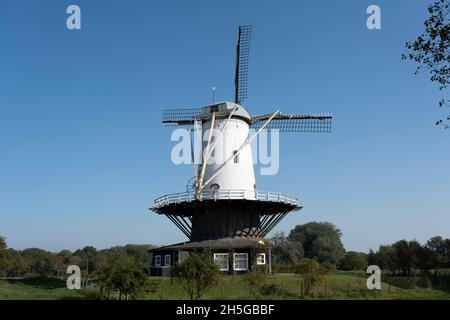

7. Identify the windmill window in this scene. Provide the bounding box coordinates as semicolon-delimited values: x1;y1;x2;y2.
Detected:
164;254;171;266
178;251;189;264
256;253;266;265
154;255;161;267
233;150;239;163
233;253;248;271
214;253;229;271
211;183;220;191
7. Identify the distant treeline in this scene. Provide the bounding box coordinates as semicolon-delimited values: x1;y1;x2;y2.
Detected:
268;222;450;277
1;222;450;279
0;236;154;278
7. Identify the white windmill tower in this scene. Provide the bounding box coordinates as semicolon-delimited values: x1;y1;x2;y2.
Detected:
150;26;332;275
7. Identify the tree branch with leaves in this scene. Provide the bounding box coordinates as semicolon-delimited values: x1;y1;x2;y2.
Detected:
402;0;450;128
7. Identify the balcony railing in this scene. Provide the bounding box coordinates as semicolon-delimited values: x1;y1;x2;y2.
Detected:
153;190;298;209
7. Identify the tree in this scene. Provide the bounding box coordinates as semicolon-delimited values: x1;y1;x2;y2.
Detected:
12;251;29;277
269;231;287;247
269;232;303;266
95;244;155;275
57;250;72;265
402;0;450;128
97;255;149;300
123;244;155;265
369;245;398;275
69;255;82;267
0;236;6;251
338;251;368;271
288;222;345;267
243;269;266;299
96;258;115;299
392;240;420;276
293;258;327;296
170;252;219;300
426;236;450;267
51;255;66;278
21;248;54;276
73;246;97;274
0;249;16;277
414;245;440;274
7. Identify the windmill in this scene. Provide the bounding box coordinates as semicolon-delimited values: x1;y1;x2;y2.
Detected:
149;26;332;276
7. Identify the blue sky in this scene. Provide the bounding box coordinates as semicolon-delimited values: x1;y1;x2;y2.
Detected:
0;0;449;253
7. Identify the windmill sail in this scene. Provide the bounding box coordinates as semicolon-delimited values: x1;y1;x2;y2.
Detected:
251;113;332;132
235;26;252;105
162;108;203;126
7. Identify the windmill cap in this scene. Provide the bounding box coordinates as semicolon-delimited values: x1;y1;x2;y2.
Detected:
201;101;251;123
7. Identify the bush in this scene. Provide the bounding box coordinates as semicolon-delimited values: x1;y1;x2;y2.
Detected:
97;255;149;300
431;270;450;290
271;262;293;274
243;269;266;299
260;283;279;296
338;251;368;271
293;258;327;296
170;252;219;300
321;261;337;272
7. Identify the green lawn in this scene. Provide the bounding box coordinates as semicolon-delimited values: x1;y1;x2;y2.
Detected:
1;273;449;300
146;272;450;300
0;277;88;300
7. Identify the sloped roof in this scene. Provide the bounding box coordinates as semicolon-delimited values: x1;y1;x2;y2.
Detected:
149;237;269;251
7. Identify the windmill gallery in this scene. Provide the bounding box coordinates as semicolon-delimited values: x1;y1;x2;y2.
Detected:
148;26;332;276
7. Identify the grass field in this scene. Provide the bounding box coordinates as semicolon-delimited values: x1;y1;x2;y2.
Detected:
1;273;449;300
0;277;86;300
148;272;450;300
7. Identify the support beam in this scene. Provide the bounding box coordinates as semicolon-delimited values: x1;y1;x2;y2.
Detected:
203;106;237;165
166;215;190;238
190;128;197;182
256;211;279;238
259;214;270;231
196;112;216;197
259;211;289;237
180;216;193;233
202;110;280;189
264;211;289;236
253;203;277;237
171;215;191;237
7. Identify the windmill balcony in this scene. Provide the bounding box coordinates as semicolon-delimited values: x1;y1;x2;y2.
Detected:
153;189;298;209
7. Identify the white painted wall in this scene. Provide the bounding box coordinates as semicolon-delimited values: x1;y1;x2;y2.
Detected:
199;103;256;194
